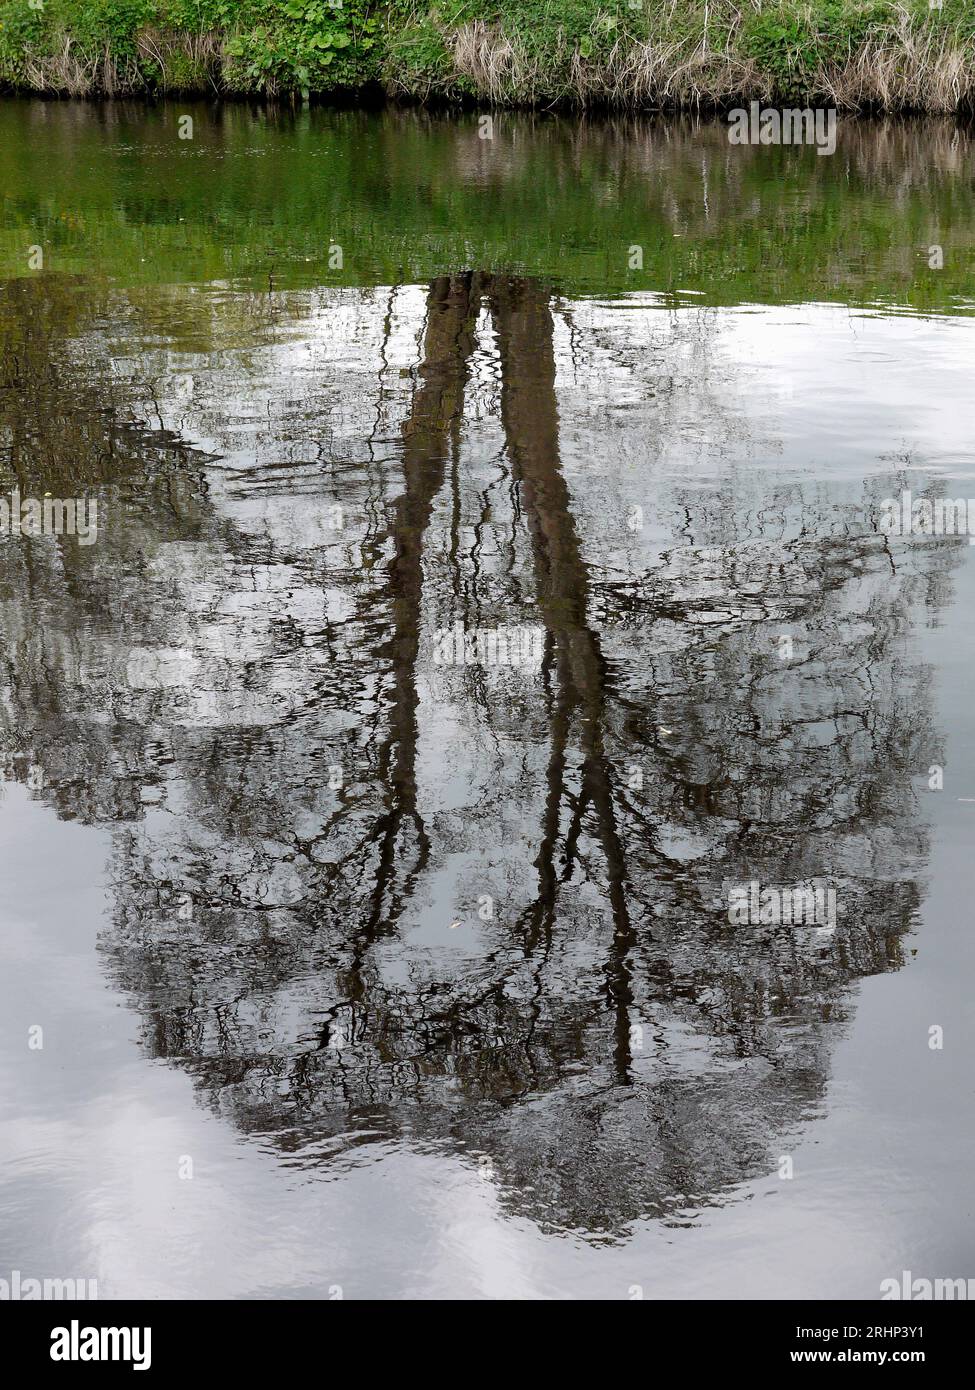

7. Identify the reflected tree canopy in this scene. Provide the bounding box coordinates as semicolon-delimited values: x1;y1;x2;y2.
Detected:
0;269;953;1238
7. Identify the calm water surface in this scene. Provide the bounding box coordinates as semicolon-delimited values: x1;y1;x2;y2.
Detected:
1;101;974;1299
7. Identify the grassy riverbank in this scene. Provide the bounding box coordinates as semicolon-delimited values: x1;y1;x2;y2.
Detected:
0;1;974;112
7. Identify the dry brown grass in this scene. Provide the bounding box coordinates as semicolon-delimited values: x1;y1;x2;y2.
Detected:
447;20;776;110
815;6;975;113
18;26;226;97
136;28;225;94
21;33;139;96
429;6;975;114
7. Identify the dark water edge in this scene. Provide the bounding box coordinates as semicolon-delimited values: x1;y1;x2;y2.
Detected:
1;100;974;1300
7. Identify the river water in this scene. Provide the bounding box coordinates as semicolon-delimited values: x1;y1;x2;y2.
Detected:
1;100;974;1300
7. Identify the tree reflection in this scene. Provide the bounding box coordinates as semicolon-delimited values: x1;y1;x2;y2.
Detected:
0;271;952;1238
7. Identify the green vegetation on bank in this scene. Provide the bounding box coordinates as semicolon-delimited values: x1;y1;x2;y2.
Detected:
0;1;974;111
